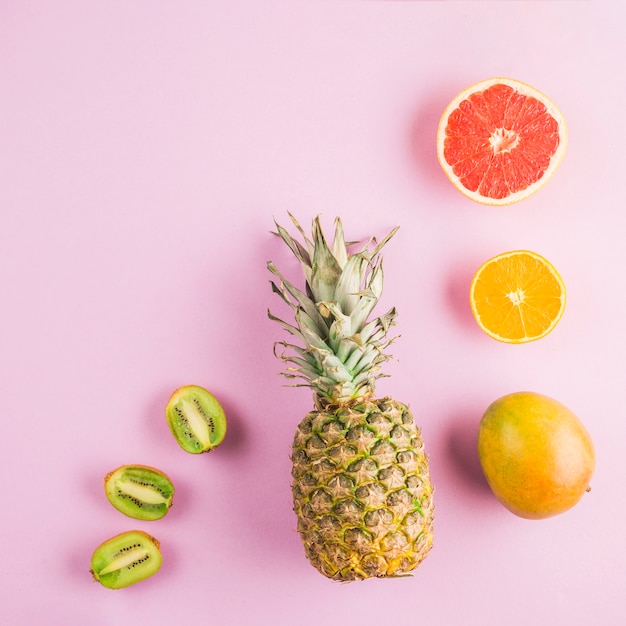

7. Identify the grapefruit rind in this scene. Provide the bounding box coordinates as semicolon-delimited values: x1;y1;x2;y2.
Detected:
469;250;566;343
436;77;568;206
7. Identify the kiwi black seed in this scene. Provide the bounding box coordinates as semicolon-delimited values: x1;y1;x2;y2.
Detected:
90;530;162;589
165;384;227;454
104;465;175;521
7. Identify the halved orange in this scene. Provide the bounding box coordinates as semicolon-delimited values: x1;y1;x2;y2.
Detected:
437;78;567;205
470;250;566;343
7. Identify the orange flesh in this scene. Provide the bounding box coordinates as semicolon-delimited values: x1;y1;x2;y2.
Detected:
471;252;564;342
443;84;561;200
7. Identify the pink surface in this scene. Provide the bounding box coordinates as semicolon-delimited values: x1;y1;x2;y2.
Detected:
2;2;624;624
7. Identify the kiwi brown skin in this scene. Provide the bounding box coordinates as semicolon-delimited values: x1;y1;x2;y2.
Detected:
104;464;175;521
90;530;162;589
165;384;227;454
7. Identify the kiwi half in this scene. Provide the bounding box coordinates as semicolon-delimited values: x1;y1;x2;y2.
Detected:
90;530;162;589
104;465;174;521
165;385;227;454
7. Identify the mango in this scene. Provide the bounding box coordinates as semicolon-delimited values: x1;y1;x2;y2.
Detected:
477;391;595;519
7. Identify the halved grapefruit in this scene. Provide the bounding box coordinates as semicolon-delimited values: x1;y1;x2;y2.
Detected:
437;78;567;205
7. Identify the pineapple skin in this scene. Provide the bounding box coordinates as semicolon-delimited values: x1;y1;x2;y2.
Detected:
291;396;434;581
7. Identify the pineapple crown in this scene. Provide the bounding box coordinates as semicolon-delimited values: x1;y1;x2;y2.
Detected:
268;214;399;409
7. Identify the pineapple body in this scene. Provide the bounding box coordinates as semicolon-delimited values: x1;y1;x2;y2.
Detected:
292;397;434;581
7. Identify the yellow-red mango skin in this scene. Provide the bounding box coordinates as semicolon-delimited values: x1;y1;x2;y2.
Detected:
477;392;595;519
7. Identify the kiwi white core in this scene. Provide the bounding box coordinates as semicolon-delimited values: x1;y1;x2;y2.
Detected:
180;398;212;446
119;480;168;505
99;546;151;575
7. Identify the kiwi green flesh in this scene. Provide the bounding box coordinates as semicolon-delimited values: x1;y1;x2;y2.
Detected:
91;530;162;589
166;386;227;454
105;465;174;521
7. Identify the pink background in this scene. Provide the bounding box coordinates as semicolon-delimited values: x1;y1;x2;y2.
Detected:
2;2;624;625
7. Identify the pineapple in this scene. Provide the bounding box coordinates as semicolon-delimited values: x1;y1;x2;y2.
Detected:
268;214;434;581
